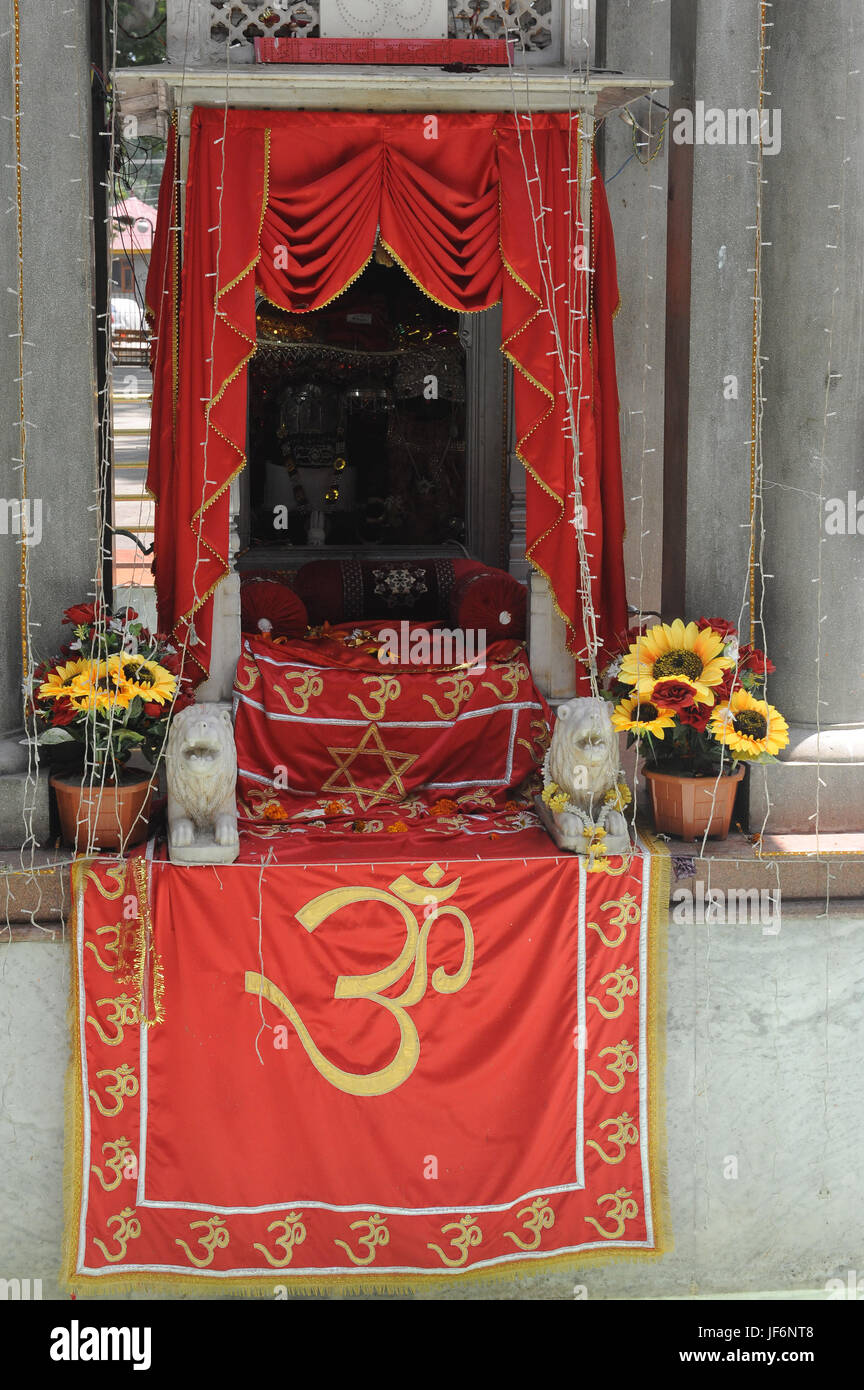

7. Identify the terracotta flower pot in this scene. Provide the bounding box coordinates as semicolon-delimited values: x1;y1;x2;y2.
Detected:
644;764;745;841
50;771;154;851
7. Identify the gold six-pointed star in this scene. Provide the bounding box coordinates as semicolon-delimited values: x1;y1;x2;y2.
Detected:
323;724;419;811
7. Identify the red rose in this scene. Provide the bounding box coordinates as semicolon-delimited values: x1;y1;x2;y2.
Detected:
712;668;737;704
651;677;699;712
677;701;712;732
51;698;78;727
697;617;737;641
172;689;195;713
739;644;775;676
62;601;101;627
160;650;181;676
142;701;163;718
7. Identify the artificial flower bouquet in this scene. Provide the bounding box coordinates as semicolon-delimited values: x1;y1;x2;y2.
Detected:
602;617;789;776
31;602;195;774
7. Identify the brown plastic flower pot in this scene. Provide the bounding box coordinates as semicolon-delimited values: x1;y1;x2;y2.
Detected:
51;772;154;852
644;764;745;841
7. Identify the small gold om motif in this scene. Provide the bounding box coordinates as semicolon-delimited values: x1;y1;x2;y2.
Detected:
93;1207;141;1263
254;1212;307;1268
588;893;641;948
334;1213;390;1266
584;1188;639;1240
348;676;401;721
588;1040;638;1094
91;1138;136;1192
274;671;324;715
175;1214;231;1268
586;1112;640;1165
427;1214;483;1268
588;965;638;1020
86;994;139;1046
89;1063;139;1118
422;676;475;721
503;1197;556;1251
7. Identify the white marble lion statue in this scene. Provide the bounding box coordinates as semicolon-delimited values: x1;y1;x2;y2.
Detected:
166;704;239;864
538;697;631;855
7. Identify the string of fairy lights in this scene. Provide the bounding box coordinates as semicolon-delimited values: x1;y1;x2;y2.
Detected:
3;0;859;929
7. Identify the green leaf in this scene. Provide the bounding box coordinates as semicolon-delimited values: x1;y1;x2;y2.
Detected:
38;727;75;745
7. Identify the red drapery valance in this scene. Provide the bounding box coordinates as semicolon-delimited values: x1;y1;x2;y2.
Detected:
146;108;627;681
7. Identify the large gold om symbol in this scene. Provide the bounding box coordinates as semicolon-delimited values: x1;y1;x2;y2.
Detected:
254;1212;306;1268
588;892;641;948
427;1214;483;1267
334;1214;390;1266
274;671;324;715
586;1112;640;1165
93;1207;141;1263
584;1188;639;1240
246;864;473;1098
588;1040;638;1093
503;1197;556;1251
348;676;401;721
89;1063;139;1117
175;1214;231;1267
588;965;638;1019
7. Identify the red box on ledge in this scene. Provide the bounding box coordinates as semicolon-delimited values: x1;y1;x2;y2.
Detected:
253;37;514;66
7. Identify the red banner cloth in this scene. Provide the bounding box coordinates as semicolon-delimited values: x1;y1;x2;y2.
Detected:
68;846;668;1291
146;109;627;682
233;628;551;828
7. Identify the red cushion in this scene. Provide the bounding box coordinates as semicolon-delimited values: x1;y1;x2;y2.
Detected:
452;569;527;643
240;578;308;638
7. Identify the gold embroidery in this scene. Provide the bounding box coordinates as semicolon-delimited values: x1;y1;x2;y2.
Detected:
254;1212;306;1268
86;994;139;1046
85;862;127;900
584;1188;639;1240
587;892;641;948
587;965;638;1019
503;1196;555;1251
588;1040;638;1094
84;923;127;973
586;1112;639;1165
347;675;401;721
334;1213;389;1266
89;1064;139;1117
422;676;474;721
322;723;418;811
480;662;530;703
234;660;260;693
245;865;473;1098
273;671;324;715
427;1214;483;1267
175;1215;230;1267
91;1138;136;1192
93;1207;141;1263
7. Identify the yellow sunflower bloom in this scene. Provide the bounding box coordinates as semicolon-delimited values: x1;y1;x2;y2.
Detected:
709;688;789;759
618;619;732;707
108;655;177;705
37;658;90;701
67;661;131;713
611;695;677;740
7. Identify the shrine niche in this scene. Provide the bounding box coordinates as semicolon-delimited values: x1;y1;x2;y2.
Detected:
245;259;470;554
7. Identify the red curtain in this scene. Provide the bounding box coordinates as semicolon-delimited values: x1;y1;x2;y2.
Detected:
147;108;627;681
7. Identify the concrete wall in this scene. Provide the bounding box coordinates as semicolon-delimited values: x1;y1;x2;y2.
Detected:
3;906;862;1300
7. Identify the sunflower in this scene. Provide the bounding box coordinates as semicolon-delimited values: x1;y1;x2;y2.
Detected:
709;688;790;759
37;658;90;701
611;696;677;740
108;654;176;705
67;661;131;713
619;619;732;707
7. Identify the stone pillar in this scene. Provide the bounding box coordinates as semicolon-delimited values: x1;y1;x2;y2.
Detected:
0;1;99;842
749;0;864;833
